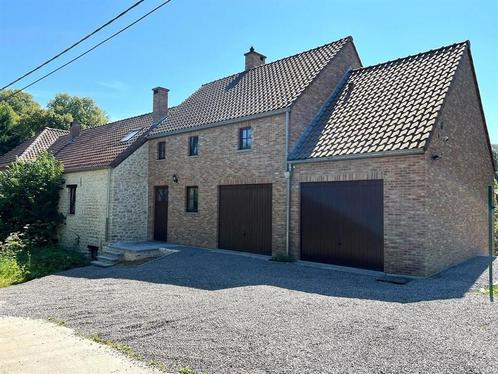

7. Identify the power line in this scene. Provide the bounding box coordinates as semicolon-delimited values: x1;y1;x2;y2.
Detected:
1;0;146;90
5;0;173;99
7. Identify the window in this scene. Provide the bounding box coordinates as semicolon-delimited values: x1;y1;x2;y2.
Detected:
239;127;252;150
120;128;141;142
67;185;77;215
186;186;198;212
157;141;166;160
188;136;198;156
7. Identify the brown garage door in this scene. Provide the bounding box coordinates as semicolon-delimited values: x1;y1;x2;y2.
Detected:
300;180;384;271
218;184;272;255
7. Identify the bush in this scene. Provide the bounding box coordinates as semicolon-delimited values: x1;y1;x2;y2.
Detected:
0;233;88;288
0;151;64;244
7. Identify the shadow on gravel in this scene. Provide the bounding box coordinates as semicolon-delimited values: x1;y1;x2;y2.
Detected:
60;246;493;304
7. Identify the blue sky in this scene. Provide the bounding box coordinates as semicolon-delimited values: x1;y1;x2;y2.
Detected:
1;0;497;141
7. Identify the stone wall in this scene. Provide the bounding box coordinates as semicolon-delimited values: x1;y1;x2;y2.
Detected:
424;49;494;275
109;143;149;242
58;168;110;252
148;114;287;253
290;154;429;276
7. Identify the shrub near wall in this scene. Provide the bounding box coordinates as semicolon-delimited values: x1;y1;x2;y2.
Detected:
0;151;64;244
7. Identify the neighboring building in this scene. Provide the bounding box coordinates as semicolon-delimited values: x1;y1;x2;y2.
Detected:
0;37;493;277
0;113;156;252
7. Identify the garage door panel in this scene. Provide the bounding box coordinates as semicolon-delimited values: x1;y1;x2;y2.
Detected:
300;180;384;271
219;184;272;255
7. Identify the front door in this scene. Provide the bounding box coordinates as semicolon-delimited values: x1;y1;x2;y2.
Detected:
154;186;168;241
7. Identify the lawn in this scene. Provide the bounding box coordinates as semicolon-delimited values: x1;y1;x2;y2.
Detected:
0;245;88;288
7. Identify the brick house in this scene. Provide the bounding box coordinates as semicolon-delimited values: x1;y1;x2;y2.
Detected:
0;36;493;276
146;38;493;276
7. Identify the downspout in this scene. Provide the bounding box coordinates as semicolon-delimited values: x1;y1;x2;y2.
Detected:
284;109;292;257
105;168;113;244
488;185;495;302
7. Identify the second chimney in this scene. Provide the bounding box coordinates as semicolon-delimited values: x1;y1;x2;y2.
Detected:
244;47;266;70
70;120;81;142
152;87;169;124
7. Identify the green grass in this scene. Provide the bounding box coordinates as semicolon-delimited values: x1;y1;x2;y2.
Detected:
47;316;66;326
476;284;498;296
0;246;89;288
270;252;296;262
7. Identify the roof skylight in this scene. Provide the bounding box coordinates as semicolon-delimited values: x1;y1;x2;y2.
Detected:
120;128;141;142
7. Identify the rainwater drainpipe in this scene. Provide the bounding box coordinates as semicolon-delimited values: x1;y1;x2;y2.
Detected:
284;109;292;257
488;185;495;302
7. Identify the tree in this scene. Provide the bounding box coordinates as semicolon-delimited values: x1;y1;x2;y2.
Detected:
0;90;108;155
0;151;64;244
47;93;108;128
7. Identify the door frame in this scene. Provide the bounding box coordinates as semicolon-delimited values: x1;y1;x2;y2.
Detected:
153;185;169;241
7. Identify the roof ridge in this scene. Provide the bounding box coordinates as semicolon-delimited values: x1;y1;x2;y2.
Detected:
77;112;153;135
352;40;468;73
45;127;70;133
200;36;352;87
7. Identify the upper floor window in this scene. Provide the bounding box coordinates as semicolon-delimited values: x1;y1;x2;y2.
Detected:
239;127;252;150
120;128;141;142
157;141;166;160
186;186;198;212
189;136;199;156
67;185;77;215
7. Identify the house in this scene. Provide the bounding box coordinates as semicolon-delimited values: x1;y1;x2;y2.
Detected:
0;114;155;252
0;36;493;277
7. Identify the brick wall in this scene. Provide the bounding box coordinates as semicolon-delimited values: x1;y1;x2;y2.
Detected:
424;49;494;275
59;168;110;252
109;143;149;242
289;41;362;150
148;114;287;253
290;154;429;276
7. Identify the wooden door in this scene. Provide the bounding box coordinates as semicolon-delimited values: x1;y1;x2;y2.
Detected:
154;186;168;241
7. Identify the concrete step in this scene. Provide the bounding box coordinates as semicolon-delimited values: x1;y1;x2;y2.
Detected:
102;249;124;258
97;254;120;262
91;259;116;268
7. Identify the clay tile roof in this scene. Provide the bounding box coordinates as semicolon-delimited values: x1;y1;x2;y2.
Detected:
150;36;353;136
289;41;468;160
49;113;153;171
0;113;154;172
0;127;69;168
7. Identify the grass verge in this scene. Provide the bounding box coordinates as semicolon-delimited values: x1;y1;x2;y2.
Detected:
0;246;89;288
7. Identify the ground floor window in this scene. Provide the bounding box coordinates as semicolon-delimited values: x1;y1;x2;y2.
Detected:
67;185;77;215
186;186;198;212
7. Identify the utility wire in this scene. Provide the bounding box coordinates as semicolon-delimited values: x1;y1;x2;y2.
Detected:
5;0;172;99
1;0;146;90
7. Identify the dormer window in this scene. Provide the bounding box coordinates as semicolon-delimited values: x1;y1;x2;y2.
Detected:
120;128;141;142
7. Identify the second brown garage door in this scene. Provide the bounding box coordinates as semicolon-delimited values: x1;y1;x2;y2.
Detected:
218;184;272;255
300;180;384;271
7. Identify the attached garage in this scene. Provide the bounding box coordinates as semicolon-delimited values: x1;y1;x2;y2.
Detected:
218;184;272;255
300;180;384;271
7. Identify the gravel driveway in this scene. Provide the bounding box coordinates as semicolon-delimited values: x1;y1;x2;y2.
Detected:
0;245;496;373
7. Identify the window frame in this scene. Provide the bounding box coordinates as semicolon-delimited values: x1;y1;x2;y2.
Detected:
188;136;199;156
67;185;77;215
185;186;199;212
239;126;253;150
157;141;166;160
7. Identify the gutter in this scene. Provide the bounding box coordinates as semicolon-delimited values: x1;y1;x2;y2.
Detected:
105;168;113;244
288;148;425;165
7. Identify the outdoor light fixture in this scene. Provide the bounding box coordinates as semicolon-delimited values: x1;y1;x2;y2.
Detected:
172;174;179;183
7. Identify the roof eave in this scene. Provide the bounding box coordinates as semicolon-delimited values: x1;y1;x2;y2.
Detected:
147;108;290;139
288;148;425;164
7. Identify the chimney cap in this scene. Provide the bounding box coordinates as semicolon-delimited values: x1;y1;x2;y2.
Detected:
244;47;266;59
153;86;169;93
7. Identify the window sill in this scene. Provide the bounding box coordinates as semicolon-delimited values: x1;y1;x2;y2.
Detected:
156;158;167;161
237;148;252;153
185;210;199;214
188;155;199;158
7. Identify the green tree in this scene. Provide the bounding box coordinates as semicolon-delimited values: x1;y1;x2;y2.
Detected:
0;151;64;244
0;90;108;155
47;93;108;128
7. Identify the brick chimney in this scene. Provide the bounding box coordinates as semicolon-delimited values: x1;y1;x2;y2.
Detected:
152;87;169;124
244;47;266;70
70;121;81;142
